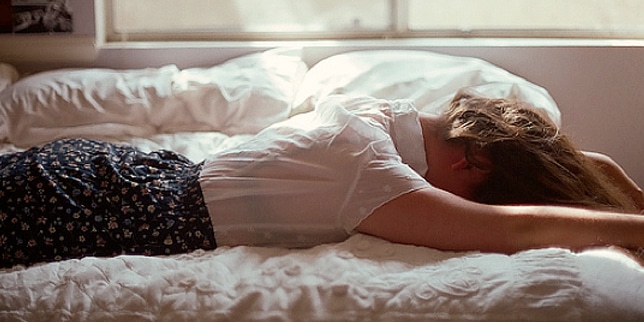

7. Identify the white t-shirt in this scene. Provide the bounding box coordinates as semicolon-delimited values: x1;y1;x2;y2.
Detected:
199;95;431;248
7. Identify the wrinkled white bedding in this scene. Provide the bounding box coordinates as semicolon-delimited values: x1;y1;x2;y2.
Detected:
2;49;643;321
2;234;644;321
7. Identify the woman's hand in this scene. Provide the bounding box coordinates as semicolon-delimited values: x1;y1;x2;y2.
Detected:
583;151;644;213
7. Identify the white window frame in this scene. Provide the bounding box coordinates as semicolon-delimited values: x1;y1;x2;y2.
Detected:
98;0;644;44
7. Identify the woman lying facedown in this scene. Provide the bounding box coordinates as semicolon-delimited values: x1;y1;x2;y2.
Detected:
359;90;644;254
1;89;643;268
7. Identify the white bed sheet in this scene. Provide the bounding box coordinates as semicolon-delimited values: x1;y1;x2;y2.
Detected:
2;233;644;321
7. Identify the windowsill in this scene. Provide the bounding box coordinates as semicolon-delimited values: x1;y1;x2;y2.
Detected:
99;37;644;50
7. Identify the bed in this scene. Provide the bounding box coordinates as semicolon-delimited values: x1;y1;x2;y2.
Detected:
1;48;643;321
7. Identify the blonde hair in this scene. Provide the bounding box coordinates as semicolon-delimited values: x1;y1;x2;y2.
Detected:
441;89;636;212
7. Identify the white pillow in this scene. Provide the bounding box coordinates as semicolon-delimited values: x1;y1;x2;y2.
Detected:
173;47;307;135
0;48;307;147
293;50;560;125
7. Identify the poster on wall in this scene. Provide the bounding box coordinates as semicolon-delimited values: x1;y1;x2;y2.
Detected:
10;0;72;33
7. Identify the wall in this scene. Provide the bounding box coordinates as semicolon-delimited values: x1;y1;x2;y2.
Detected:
1;0;643;187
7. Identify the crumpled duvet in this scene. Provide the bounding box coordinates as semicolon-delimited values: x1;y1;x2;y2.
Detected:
2;234;643;322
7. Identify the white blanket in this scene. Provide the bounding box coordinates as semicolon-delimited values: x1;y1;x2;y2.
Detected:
2;234;643;321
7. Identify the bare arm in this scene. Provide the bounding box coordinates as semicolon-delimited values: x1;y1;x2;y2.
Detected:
583;151;644;213
356;187;644;254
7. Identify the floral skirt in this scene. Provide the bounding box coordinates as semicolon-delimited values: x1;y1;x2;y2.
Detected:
0;138;216;268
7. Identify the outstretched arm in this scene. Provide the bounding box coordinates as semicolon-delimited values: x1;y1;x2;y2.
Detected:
583;151;644;213
357;187;644;254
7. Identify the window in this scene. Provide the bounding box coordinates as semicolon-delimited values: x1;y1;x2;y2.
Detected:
408;0;644;39
104;0;644;42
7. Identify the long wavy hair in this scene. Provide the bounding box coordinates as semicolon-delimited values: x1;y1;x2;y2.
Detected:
439;89;636;212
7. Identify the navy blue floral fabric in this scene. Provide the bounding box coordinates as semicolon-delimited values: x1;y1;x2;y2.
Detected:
0;138;216;268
